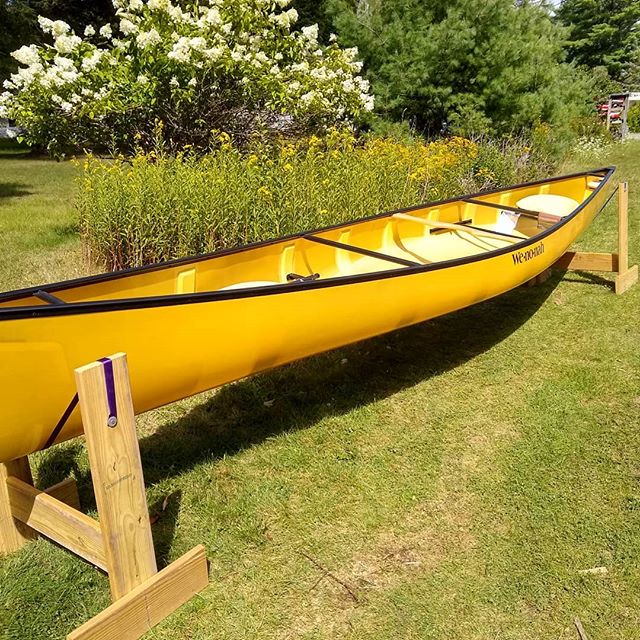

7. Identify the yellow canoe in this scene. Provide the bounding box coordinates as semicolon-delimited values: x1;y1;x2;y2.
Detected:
0;167;615;463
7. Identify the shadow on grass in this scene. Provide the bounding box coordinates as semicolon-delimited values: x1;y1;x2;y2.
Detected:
53;222;80;241
36;272;561;561
138;273;561;483
560;269;616;291
0;181;31;199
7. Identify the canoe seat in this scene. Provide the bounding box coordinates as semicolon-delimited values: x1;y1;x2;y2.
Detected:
218;280;281;291
516;194;579;223
286;272;320;282
218;274;321;291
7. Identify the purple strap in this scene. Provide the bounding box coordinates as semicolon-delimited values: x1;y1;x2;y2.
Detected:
99;357;118;427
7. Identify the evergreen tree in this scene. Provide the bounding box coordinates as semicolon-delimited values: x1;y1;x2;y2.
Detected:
324;0;590;135
556;0;640;82
1;1;37;82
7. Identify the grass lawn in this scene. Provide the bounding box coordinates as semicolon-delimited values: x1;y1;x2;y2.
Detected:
0;142;639;639
0;152;93;292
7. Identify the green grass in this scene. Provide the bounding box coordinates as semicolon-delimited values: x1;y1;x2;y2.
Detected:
1;143;640;639
0;152;90;291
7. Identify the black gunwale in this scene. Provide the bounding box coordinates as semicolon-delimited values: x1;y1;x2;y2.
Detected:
0;166;615;321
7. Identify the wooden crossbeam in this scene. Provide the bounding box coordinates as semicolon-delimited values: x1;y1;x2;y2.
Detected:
7;476;107;570
393;212;523;242
45;477;81;510
555;251;619;272
302;234;420;267
0;457;37;554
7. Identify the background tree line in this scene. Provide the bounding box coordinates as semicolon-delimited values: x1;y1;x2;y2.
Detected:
2;0;639;138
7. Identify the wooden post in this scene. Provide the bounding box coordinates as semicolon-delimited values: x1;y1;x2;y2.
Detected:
75;353;157;600
614;182;638;294
0;457;36;554
0;352;208;639
554;181;637;294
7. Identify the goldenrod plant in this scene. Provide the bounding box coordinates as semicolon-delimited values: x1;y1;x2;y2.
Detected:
77;130;550;270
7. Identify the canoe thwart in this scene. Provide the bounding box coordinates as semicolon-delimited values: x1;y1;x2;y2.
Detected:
303;234;420;267
462;198;543;221
429;218;473;234
34;290;66;305
392;213;523;242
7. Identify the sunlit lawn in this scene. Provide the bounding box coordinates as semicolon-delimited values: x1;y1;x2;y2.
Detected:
0;151;91;292
0;142;639;639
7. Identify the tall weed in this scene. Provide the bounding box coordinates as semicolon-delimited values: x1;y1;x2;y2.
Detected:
78;131;556;270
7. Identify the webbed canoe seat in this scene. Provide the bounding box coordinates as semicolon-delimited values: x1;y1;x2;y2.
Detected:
218;280;281;291
218;273;321;291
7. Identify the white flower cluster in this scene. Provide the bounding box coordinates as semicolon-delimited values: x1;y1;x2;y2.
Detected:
0;0;374;146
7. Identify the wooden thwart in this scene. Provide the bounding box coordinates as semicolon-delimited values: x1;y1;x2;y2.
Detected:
549;181;637;294
393;212;522;242
0;352;208;639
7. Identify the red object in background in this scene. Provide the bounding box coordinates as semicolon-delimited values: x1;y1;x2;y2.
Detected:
597;102;621;121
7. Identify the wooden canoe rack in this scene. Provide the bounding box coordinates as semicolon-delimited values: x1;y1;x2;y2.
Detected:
0;353;209;639
535;181;638;293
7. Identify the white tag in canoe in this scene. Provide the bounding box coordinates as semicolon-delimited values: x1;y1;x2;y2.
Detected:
497;210;520;232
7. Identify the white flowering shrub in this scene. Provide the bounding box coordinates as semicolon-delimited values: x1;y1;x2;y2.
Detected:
0;0;373;153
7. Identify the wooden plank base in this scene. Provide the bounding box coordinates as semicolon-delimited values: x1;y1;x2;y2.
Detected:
68;545;209;640
615;264;639;295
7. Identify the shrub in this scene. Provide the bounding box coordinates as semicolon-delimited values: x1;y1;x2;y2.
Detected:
78;131;555;270
628;103;640;133
324;0;592;137
0;0;373;154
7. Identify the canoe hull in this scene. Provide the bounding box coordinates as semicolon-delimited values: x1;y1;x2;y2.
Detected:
0;176;609;462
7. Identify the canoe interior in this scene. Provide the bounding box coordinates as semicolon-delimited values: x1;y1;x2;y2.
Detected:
0;171;607;310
